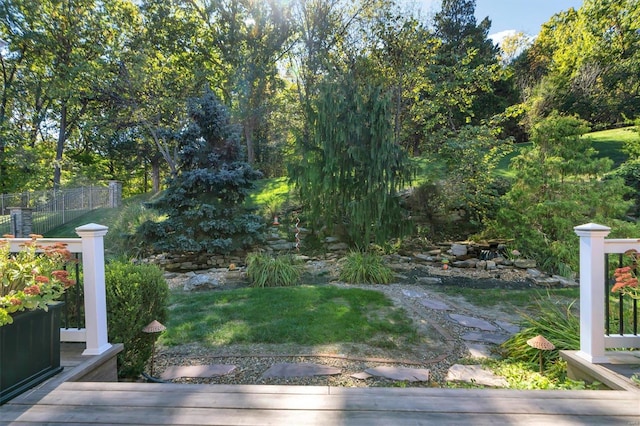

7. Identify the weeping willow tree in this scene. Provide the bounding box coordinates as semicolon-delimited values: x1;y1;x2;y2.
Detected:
292;67;414;248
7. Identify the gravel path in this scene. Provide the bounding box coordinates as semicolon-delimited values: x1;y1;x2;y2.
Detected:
153;263;530;387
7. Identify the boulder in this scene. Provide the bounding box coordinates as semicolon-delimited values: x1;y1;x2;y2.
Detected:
184;273;223;291
450;243;468;257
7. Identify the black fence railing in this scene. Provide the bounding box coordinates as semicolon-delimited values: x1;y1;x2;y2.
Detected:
61;253;85;330
605;253;639;337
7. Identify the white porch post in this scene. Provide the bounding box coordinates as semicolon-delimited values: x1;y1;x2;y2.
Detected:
574;223;611;363
75;223;112;355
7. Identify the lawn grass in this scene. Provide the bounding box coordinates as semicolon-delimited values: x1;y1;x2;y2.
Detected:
44;193;154;238
431;286;580;310
161;286;418;348
585;127;637;168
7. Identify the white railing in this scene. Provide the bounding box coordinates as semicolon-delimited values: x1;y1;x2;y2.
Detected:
5;223;111;356
574;223;640;363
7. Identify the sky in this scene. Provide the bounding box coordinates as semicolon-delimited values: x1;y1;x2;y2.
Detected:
413;0;584;43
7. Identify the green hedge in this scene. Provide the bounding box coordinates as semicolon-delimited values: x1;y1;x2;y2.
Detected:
105;260;169;378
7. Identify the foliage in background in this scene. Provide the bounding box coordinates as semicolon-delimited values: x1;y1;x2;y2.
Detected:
486;112;634;274
245;252;302;288
339;251;394;284
138;91;264;255
105;260;169;378
291;66;414;248
433;125;513;230
516;0;640;128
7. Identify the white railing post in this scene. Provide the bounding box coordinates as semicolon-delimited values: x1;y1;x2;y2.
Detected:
75;223;112;356
574;223;611;363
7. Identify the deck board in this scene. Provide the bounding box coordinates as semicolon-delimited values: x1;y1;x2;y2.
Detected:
2;382;638;425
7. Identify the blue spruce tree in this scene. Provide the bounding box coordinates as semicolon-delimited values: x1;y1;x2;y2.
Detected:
140;90;264;255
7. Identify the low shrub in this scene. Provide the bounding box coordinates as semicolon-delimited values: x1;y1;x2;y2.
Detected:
105;259;169;378
339;251;394;284
245;252;302;287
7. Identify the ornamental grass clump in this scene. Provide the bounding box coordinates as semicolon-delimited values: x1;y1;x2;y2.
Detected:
500;293;579;370
339;251;394;284
246;252;302;287
0;234;76;326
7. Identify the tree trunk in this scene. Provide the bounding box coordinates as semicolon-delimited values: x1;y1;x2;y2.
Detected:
151;157;161;193
53;103;67;191
244;121;256;164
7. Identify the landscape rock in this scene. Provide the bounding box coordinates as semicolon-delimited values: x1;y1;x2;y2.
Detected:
450;244;468;257
514;259;537;269
527;268;543;277
552;275;579;287
414;253;434;262
350;372;373;380
445;364;508;387
415;276;443;285
364;366;430;382
461;331;511;345
453;259;477;268
448;314;498;331
529;276;562;287
184;273;223;291
464;343;496;359
419;298;453;311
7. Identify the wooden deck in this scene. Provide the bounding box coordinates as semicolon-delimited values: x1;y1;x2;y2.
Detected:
2;381;639;425
2;344;638;425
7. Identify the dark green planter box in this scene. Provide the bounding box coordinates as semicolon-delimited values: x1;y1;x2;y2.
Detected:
0;302;64;404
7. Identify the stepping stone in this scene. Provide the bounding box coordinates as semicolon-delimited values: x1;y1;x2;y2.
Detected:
445;364;508;388
465;342;496;359
350;372;373;380
402;289;424;298
419;298;452;311
160;364;236;380
449;314;497;331
364;366;430;382
261;363;341;378
496;320;520;334
461;331;511;345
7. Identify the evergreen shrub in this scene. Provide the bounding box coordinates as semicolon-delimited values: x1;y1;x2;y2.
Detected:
105;260;169;378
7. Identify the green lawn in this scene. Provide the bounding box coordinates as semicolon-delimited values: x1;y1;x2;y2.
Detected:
161;285;418;348
585;127;637;168
432;286;579;311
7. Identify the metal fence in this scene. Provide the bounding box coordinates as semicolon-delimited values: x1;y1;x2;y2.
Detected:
0;182;121;236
